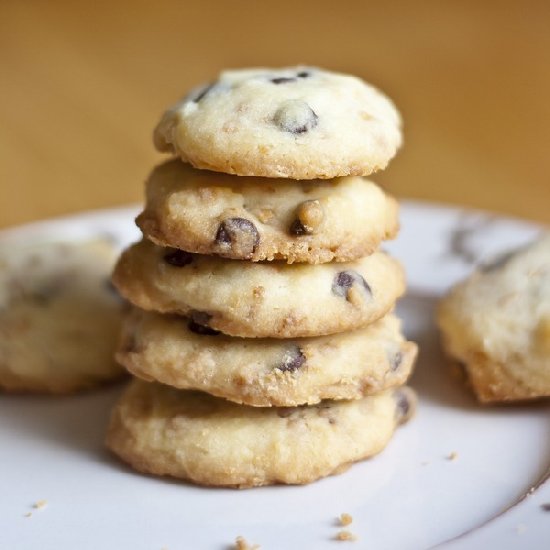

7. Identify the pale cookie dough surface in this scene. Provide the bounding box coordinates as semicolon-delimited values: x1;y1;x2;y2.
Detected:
137;160;399;264
153;66;402;179
0;239;126;393
112;240;405;338
106;379;416;487
438;234;550;402
117;308;418;406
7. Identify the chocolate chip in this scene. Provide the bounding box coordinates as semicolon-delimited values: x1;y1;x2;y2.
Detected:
289;219;308;236
297;71;310;78
271;77;297;84
278;346;306;372
390;350;403;371
273;100;318;134
193;83;214;103
187;318;220;336
333;272;354;295
395;391;410;418
189;310;213;327
394;388;415;424
163;249;193;267
215;218;260;259
332;271;372;301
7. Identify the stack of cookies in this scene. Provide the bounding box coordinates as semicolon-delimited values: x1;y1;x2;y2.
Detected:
107;66;418;488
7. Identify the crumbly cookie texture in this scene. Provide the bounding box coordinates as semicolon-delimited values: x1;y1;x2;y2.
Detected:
117;308;417;406
106;379;416;487
153;66;402;180
437;234;550;402
136;160;399;264
112;239;405;338
0;239;126;393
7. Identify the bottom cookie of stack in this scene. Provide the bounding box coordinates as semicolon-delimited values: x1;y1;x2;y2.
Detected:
106;380;416;488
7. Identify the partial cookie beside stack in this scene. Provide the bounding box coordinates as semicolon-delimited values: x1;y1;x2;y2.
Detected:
107;66;418;488
438;235;550;402
0;239;125;394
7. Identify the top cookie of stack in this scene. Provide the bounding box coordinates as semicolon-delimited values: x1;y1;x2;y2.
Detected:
141;66;402;265
154;66;401;180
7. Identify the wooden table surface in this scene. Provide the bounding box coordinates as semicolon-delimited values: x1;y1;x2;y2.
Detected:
1;0;549;229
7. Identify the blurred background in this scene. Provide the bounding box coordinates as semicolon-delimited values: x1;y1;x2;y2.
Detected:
1;0;549;228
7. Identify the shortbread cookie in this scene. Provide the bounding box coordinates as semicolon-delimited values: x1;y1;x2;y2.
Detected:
136;160;399;264
153;66;402;179
0;239;126;393
438;235;550;402
117;308;418;406
106;379;416;487
112;240;405;338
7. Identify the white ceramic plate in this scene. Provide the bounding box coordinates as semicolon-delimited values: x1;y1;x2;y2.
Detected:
1;202;548;550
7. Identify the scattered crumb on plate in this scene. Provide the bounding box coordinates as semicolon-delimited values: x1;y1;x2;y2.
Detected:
339;513;353;526
335;530;357;542
516;523;527;534
447;451;458;461
25;499;48;517
235;536;260;550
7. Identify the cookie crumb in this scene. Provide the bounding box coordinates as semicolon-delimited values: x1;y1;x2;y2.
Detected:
541;503;550;511
235;536;260;550
335;530;357;541
24;512;32;518
339;513;353;526
447;451;458;461
33;500;47;509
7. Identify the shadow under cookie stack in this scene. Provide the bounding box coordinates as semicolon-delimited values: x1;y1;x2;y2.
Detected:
107;66;418;488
